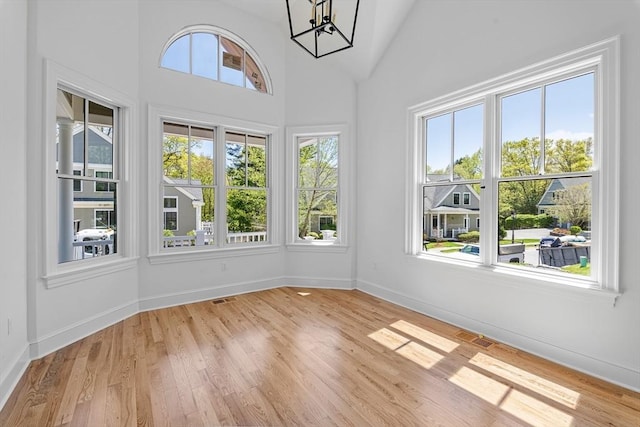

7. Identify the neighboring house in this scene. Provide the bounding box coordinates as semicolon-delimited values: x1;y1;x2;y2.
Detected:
536;177;591;228
58;125;116;232
162;177;205;237
423;175;480;239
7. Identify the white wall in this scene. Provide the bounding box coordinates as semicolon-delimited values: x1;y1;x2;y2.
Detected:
0;0;30;409
283;44;358;287
136;1;290;308
25;0;141;356
357;0;640;390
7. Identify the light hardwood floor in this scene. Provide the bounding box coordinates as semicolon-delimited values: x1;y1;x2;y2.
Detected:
1;288;638;426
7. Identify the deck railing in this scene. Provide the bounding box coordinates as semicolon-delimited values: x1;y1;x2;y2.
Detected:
163;230;267;248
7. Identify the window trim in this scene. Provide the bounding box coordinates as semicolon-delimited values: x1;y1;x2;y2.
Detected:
159;24;273;95
453;192;461;205
42;60;138;288
407;37;620;295
286;124;350;250
148;104;280;263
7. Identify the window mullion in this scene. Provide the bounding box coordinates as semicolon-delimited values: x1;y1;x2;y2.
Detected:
540;86;546;175
482;94;497;266
217;126;228;247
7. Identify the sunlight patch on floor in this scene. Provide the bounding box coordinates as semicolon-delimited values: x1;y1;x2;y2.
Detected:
449;366;510;405
396;341;444;370
470;353;580;409
368;328;410;351
390;320;459;353
501;389;574;427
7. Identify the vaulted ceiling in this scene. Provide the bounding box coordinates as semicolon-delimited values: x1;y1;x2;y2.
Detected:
217;0;416;81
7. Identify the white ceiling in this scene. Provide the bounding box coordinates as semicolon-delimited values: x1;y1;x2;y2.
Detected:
217;0;416;81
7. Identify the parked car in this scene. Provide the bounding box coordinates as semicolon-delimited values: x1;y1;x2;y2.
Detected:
75;228;114;255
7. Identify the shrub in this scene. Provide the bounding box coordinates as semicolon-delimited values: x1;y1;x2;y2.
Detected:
458;231;480;242
498;226;507;240
163;229;175;237
569;225;582;236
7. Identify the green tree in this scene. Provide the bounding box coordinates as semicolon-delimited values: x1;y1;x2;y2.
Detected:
226;141;267;232
545;183;591;229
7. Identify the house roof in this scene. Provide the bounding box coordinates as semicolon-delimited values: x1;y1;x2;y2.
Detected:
70;126;113;165
537;177;591;207
163;177;204;201
423;181;480;212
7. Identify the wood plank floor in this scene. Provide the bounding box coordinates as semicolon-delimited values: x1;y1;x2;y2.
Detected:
1;287;639;426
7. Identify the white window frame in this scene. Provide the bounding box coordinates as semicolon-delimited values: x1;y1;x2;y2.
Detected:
159;25;273;95
42;60;138;288
286;124;350;251
463;192;471;205
148;104;280;264
407;37;620;296
94;170;115;192
453;192;461;205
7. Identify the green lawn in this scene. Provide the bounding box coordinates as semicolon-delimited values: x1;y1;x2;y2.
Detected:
561;263;591;276
425;241;463;250
499;238;540;246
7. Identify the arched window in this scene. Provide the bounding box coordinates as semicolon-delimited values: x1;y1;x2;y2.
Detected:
160;26;272;94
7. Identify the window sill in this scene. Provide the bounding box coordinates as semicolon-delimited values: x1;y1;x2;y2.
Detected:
148;244;281;265
286;241;349;253
411;253;621;306
44;256;139;289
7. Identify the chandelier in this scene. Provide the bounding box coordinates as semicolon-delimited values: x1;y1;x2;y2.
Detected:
285;0;360;58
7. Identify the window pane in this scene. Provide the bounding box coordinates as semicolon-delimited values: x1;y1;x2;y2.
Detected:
501;88;542;177
453;104;483;180
426;113;452;179
227;189;267;243
163;122;189;180
245;54;266;93
298;136;338;189
545;73;594;174
497;177;591;276
161;35;190;73
60;177;117;262
57;89;118;264
423;184;481;260
162;188;215;248
220;37;244;87
226;132;246;187
190;126;215;186
192;33;218;80
298;190;337;239
87;101;114;170
247;135;267;187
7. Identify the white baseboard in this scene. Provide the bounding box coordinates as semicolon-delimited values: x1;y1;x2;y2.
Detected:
31;300;139;359
282;276;356;290
138;277;285;312
356;278;640;393
0;345;30;412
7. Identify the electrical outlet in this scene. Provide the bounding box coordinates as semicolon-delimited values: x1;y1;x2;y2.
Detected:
7;318;12;336
221;262;227;272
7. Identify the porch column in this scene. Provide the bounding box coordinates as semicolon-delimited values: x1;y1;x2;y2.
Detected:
444;215;448;238
58;119;75;263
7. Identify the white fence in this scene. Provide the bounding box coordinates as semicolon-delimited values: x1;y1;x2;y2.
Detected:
163;230;267;248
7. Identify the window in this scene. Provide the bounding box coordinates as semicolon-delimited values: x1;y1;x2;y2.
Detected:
286;124;349;247
95;209;115;228
409;38;619;291
56;88;119;263
160;120;270;250
73;170;82;192
296;135;339;241
162;122;215;247
163;197;178;231
160;26;271;94
95;171;116;192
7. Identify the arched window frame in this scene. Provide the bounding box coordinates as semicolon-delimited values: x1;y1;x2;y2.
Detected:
160;25;273;95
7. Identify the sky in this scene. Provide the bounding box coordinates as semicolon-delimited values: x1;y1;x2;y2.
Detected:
426;72;595;173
